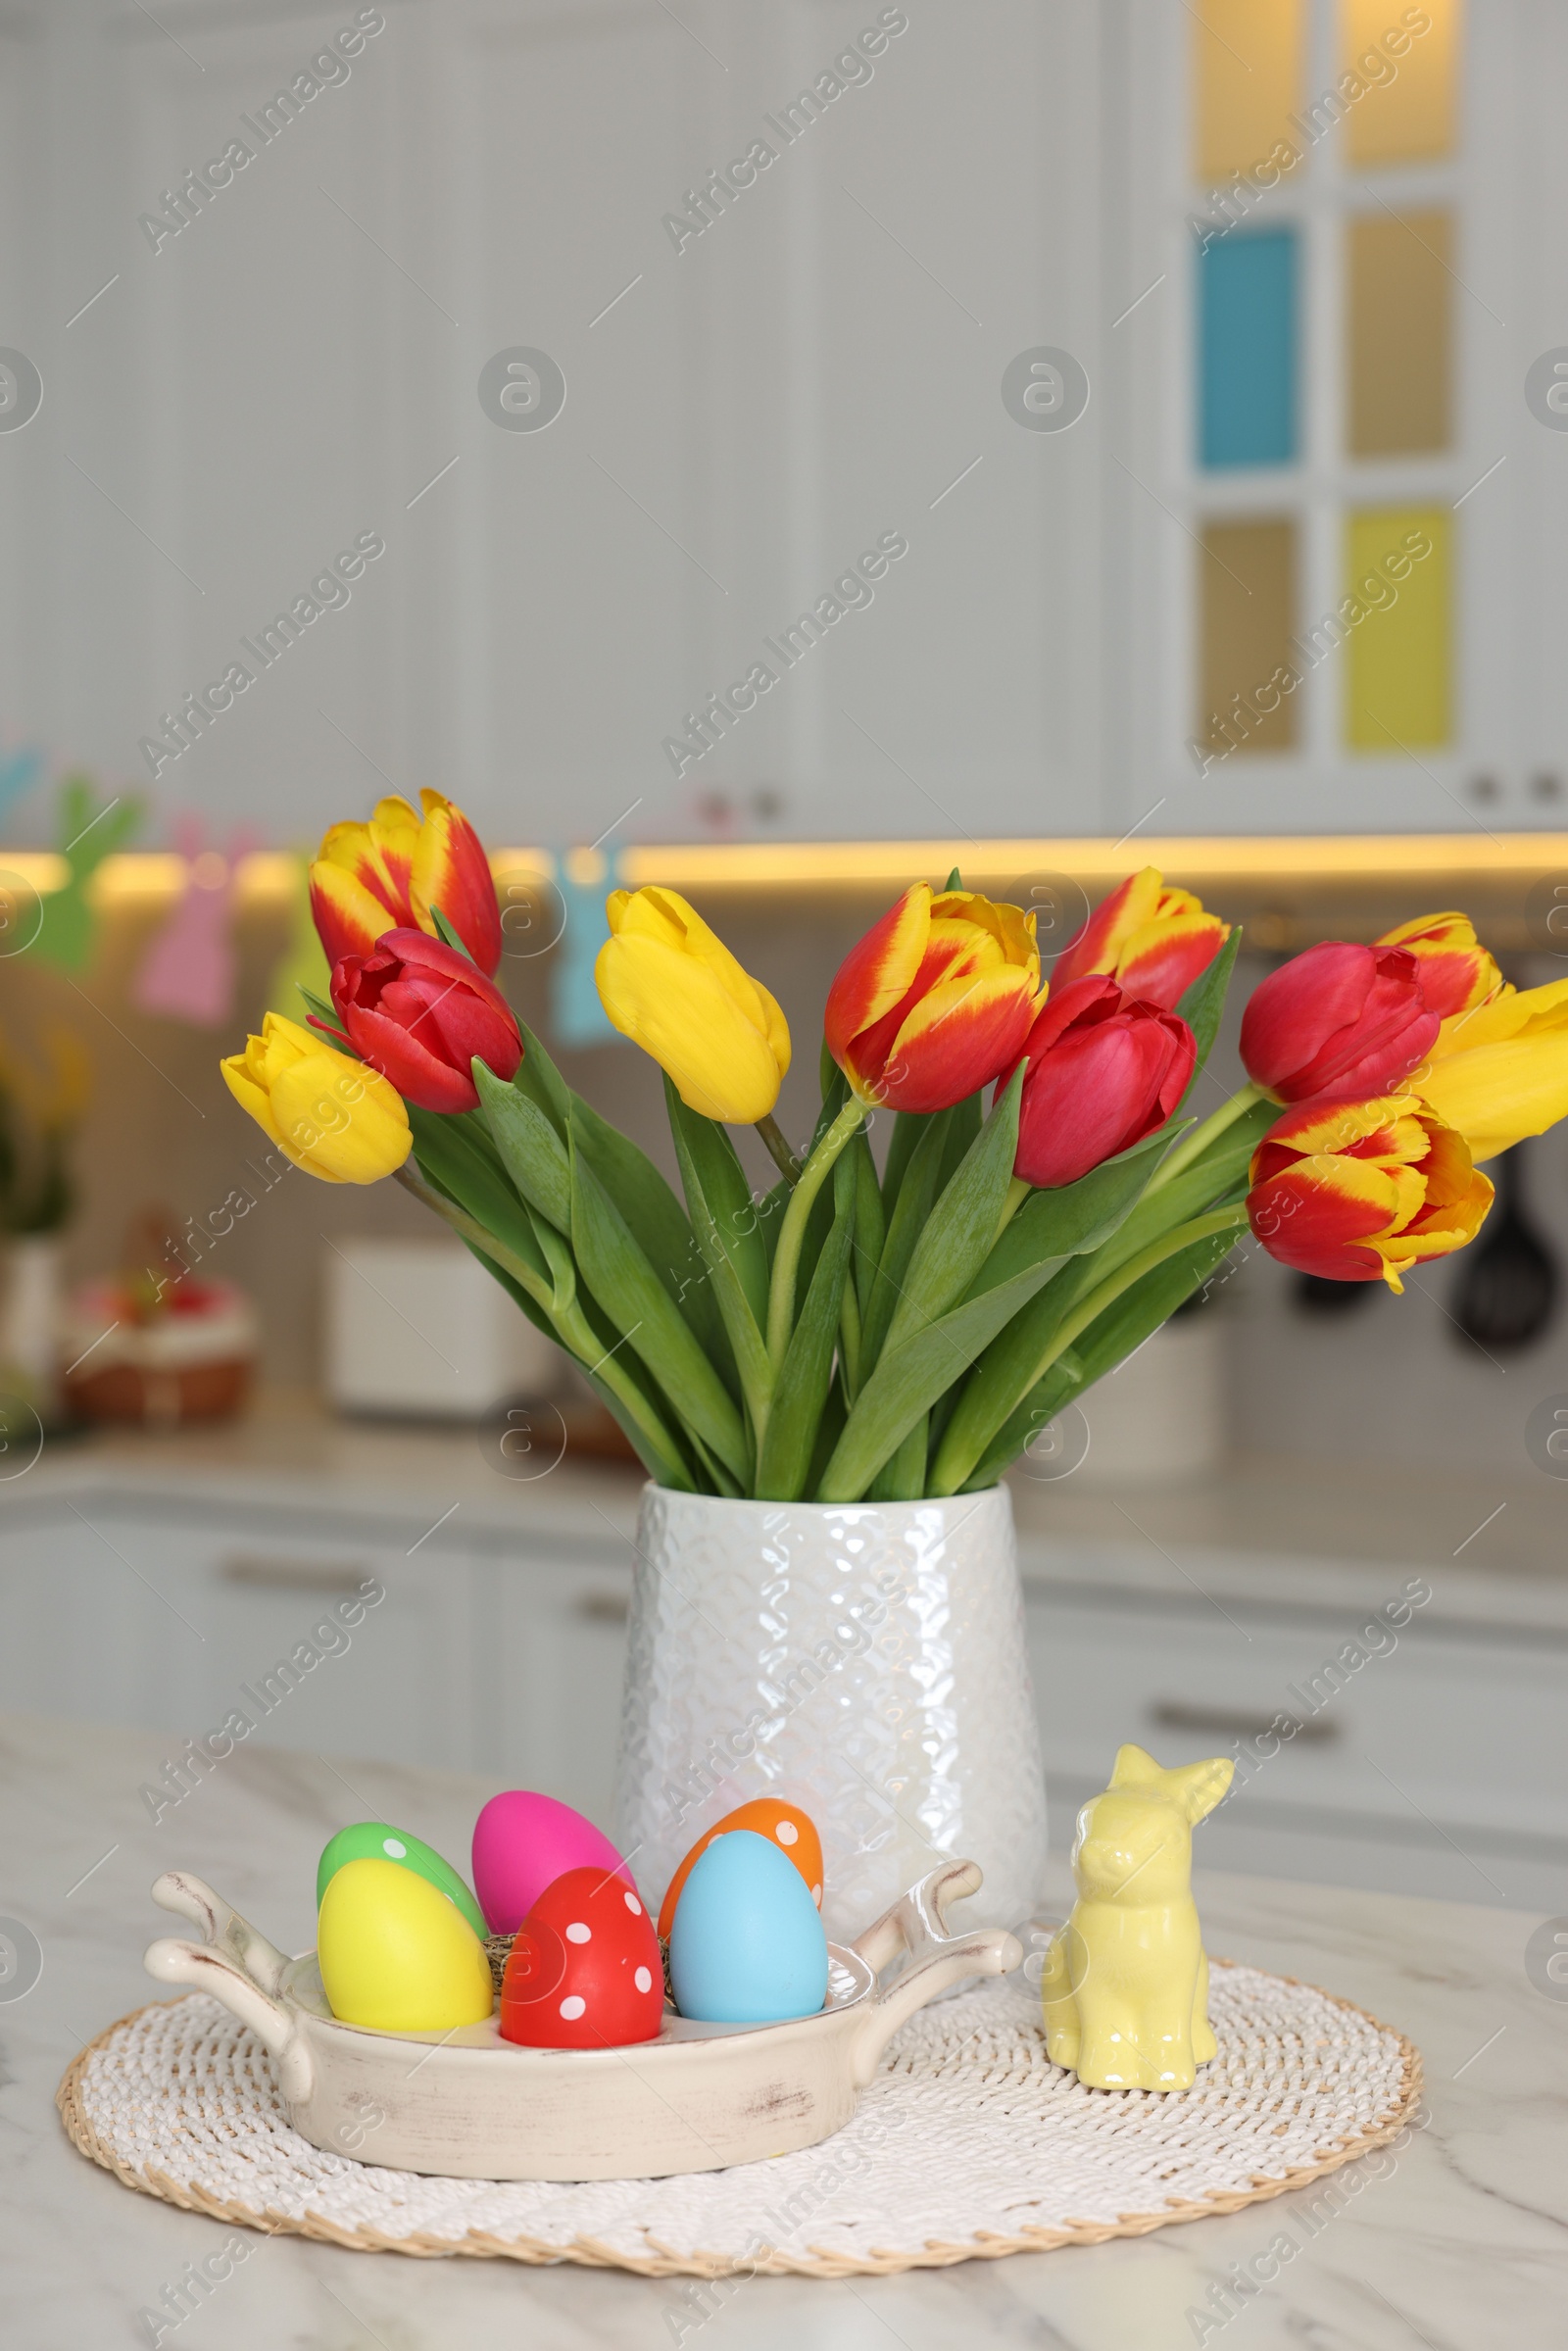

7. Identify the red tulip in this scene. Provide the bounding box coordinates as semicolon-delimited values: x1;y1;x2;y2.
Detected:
1247;1093;1493;1289
322;929;521;1113
825;883;1043;1113
311;790;503;975
1009;976;1197;1189
1239;941;1439;1103
1054;866;1230;1010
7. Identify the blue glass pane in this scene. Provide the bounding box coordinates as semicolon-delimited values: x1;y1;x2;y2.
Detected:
1199;227;1298;468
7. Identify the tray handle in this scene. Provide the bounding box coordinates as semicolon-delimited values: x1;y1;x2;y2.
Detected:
846;1859;1021;2086
144;1872;313;2102
150;1869;292;1996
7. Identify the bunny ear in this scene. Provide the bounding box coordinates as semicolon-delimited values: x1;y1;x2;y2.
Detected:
1166;1755;1235;1823
1109;1742;1163;1788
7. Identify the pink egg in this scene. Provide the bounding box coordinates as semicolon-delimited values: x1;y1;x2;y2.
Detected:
471;1790;633;1934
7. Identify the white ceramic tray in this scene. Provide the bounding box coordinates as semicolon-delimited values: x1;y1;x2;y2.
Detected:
143;1860;1021;2181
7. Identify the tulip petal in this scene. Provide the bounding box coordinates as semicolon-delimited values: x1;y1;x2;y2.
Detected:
1376;911;1501;1019
596;932;785;1122
269;1052;412;1183
311;861;401;968
878;967;1040;1114
1248;1156;1408;1282
1053;868;1162;989
408;790;503;974
824;885;932;1070
1116;911;1229;1011
338;999;478;1112
220;1056;289;1155
1415;1032;1568;1161
613;887;790;1078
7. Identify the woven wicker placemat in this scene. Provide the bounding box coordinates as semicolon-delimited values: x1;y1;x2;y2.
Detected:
57;1962;1421;2277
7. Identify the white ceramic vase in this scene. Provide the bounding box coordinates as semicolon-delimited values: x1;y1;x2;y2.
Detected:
613;1484;1049;1943
0;1233;61;1424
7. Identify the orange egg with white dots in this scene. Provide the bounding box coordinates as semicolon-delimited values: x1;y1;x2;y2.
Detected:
657;1801;823;1941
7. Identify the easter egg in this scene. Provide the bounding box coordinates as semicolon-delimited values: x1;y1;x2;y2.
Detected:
318;1857;495;2033
471;1789;632;1935
657;1799;823;1940
499;1866;663;2049
668;1830;829;2026
316;1821;486;1940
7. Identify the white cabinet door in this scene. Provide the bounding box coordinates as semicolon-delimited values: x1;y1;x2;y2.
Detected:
1026;1577;1568;1907
0;1494;478;1774
0;1508;182;1726
480;1550;632;1837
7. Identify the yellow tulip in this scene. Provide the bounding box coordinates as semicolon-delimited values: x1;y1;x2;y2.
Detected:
1411;975;1568;1163
220;1013;412;1184
595;887;791;1122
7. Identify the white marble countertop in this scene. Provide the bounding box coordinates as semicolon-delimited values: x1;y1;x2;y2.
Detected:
3;1708;1563;2349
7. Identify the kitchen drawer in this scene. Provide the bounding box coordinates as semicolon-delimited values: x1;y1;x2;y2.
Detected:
1026;1584;1568;1846
0;1501;480;1774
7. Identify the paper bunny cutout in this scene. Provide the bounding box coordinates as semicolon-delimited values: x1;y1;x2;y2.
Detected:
132;816;258;1028
1041;1741;1234;2091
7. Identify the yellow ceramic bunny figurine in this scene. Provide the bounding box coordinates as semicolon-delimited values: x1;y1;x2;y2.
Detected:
1041;1742;1234;2091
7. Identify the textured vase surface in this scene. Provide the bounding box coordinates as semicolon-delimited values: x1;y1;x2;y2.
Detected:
613;1484;1049;1942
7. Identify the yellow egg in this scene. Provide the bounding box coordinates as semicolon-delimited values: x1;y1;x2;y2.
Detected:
318;1856;495;2033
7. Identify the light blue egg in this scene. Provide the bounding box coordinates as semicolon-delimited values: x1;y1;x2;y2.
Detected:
669;1829;829;2025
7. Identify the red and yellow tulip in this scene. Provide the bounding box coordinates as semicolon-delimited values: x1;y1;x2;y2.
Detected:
1239;939;1439;1103
1374;911;1500;1021
1246;1094;1492;1290
311;791;502;975
1053;867;1229;1011
1009;976;1196;1189
825;883;1043;1113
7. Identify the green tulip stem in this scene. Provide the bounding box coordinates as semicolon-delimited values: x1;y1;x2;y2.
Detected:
838;1271;863;1403
766;1097;865;1368
994;1173;1032;1243
393;1164;686;1477
755;1113;804;1185
930;1203;1249;1495
1145;1083;1264;1199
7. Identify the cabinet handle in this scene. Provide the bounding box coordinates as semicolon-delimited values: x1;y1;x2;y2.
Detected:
574;1591;629;1625
1149;1700;1342;1746
220;1553;373;1594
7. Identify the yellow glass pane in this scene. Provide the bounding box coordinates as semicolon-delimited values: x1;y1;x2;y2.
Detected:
1346;508;1450;750
1194;1;1305;182
1342;0;1459;167
1198;518;1298;757
1347;210;1452;456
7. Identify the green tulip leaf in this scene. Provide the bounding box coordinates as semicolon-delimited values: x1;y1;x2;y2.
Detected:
664;1078;773;1439
512;1018;573;1137
817;1247;1073;1503
859;1108;952;1375
1174;925;1242;1109
473;1060;572;1233
879;1067;1024;1360
567;1110;751;1486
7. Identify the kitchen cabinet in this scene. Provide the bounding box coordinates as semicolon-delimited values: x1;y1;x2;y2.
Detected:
1108;0;1558;840
1027;1572;1568;1908
1;1467;1563;1910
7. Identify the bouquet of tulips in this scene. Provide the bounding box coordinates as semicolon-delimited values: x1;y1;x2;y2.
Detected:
221;794;1568;1499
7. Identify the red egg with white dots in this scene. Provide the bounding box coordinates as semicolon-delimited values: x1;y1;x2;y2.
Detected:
499;1866;664;2049
657;1800;823;1940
